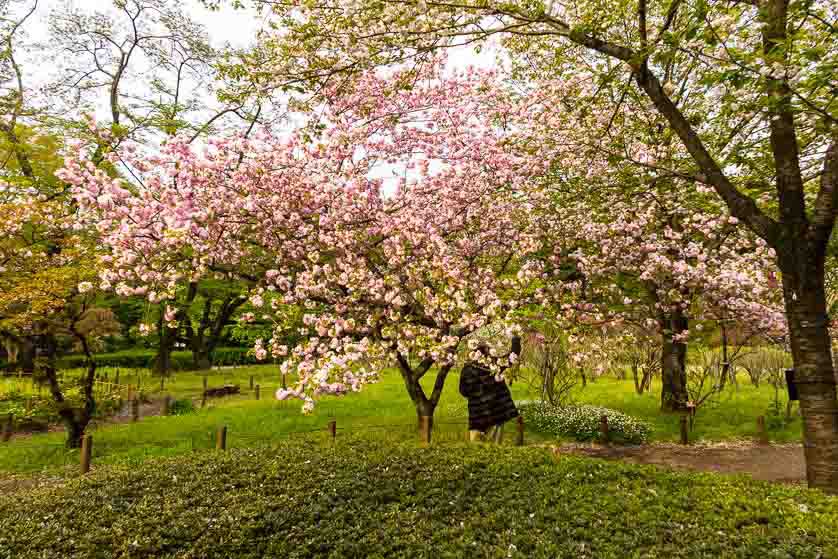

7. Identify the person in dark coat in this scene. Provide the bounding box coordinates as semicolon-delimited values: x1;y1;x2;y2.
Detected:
459;337;520;443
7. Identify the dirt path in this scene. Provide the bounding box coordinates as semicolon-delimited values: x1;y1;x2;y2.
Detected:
557;441;806;484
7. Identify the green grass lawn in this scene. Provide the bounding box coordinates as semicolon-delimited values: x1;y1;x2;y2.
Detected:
569;376;803;443
1;441;835;559
0;365;546;475
0;366;802;476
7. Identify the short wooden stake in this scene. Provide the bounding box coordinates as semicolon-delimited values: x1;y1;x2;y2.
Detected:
255;384;260;400
419;416;432;445
679;414;689;445
249;375;254;390
80;434;92;474
131;398;140;422
328;419;337;443
115;369;120;386
1;413;12;442
216;425;227;450
515;416;525;446
163;395;172;416
756;415;768;444
160;375;165;392
599;415;610;444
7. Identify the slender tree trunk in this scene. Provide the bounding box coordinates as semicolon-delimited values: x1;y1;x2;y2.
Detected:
719;323;729;390
632;364;643;394
18;336;35;374
193;348;212;371
782;268;838;493
152;320;176;376
660;310;689;412
41;334;91;448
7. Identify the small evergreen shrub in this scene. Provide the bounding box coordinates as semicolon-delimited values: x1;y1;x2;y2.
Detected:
169;398;195;416
520;402;651;444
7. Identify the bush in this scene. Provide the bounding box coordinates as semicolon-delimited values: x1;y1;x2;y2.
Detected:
520;402;651;444
0;441;835;558
168;398;194;416
55;347;258;371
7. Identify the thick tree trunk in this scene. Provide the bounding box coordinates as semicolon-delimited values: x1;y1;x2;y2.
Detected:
18;337;35;374
782;269;838;493
660;310;689;412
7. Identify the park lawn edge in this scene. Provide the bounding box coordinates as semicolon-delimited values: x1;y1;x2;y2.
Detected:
0;439;835;559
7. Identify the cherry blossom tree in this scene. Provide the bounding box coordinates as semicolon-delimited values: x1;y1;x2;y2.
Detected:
62;64;553;430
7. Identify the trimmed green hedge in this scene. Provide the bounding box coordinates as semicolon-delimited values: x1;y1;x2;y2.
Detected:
0;441;835;558
55;347;258;371
521;402;652;444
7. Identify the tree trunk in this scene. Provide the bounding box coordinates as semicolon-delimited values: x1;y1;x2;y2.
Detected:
42;334;91;448
193;348;212;371
660;310;689;412
152;320;176;376
782;268;838;493
18;337;35;374
632;364;643;394
718;323;729;390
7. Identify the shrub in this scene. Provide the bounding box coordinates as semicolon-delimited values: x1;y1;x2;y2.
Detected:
520;402;651;444
0;441;834;558
55;347;258;371
168;398;194;416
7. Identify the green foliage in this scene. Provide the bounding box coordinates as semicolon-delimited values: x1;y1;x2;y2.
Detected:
55;347;258;371
0;442;835;558
0;386;122;427
521;402;651;444
168;398;194;416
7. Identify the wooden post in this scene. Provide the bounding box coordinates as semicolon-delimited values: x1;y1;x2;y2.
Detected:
80;434;92;474
114;369;120;386
249;375;254;390
1;413;12;442
163;395;172;416
419;416;432;445
328;419;337;443
159;375;165;392
131;398;140;422
202;376;208;408
756;415;768;444
255;384;260;400
515;416;524;447
216;425;227;450
599;415;610;444
679;414;689;445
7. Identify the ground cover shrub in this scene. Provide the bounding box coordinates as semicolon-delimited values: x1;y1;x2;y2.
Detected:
520;402;651;444
0;440;835;558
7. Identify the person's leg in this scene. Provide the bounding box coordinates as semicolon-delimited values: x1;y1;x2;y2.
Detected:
492;422;504;444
